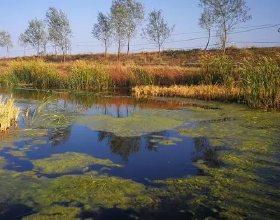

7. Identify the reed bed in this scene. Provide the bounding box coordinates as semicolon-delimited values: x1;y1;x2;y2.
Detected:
0;56;279;110
69;61;113;90
240;57;280;109
132;85;242;102
11;59;60;89
0;96;20;132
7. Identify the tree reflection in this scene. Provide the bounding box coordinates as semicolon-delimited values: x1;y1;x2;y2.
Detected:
48;126;72;147
98;131;168;162
98;131;141;163
192;137;221;168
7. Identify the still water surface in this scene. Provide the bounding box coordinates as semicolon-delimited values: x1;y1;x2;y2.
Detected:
0;88;279;220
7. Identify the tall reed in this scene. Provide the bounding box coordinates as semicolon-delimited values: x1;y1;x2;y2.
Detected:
200;54;236;88
69;61;112;90
11;59;60;89
0;96;20;132
240;57;280;109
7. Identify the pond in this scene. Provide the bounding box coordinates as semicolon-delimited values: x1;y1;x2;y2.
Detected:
0;88;279;220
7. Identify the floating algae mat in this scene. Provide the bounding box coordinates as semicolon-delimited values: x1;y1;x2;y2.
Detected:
0;88;280;220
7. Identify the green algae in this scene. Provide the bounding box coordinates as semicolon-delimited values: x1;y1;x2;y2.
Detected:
23;206;81;220
32;152;123;174
147;102;280;219
32;139;47;145
150;136;183;146
0;156;7;168
0;168;154;216
158;140;176;146
5;150;26;157
76;109;187;137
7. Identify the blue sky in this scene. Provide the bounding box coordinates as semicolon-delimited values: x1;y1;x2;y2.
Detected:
0;0;279;57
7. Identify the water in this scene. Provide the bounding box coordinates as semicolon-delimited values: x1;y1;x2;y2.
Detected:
0;88;279;220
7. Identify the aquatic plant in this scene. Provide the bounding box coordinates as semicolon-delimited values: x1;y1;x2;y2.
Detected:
32;152;122;174
0;96;20;132
11;59;60;89
76;109;187;137
240;57;280;109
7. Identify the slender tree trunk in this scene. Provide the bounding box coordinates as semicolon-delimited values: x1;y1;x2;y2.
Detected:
223;19;227;54
24;47;26;56
158;45;161;56
205;29;211;50
105;41;107;58
63;51;66;62
118;40;121;61
6;46;9;58
127;38;130;55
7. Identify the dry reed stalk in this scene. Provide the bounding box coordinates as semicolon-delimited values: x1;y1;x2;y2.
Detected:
132;85;241;102
0;96;20;132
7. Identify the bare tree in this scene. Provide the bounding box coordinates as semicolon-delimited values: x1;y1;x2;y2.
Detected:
199;9;214;50
92;12;113;57
23;18;48;55
199;0;252;54
111;0;128;60
18;33;29;56
0;31;13;57
143;9;175;54
46;7;72;61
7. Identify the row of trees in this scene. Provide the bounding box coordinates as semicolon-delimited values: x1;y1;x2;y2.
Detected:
0;0;252;59
0;7;72;60
92;0;175;58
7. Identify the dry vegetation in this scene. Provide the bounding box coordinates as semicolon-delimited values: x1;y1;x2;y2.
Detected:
133;85;241;102
0;97;20;132
0;47;279;109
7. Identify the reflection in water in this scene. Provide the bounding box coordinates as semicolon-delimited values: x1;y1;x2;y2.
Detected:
98;131;141;163
98;131;166;163
192;137;221;168
48;126;72;147
0;88;189;117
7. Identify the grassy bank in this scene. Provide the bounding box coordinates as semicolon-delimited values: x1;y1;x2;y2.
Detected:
0;49;279;110
0;59;201;89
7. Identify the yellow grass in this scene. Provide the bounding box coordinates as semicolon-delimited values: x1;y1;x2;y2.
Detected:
132;85;242;102
0;97;20;132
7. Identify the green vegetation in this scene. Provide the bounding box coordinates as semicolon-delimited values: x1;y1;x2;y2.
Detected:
11;59;60;89
32;152;122;174
76;109;187;137
69;61;112;90
240;57;280;109
0;156;7;168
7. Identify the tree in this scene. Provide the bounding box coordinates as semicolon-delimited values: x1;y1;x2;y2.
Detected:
143;9;175;54
23;18;48;55
199;0;252;54
18;33;29;56
0;31;13;57
122;0;145;54
199;9;214;50
45;7;72;61
92;12;113;57
111;0;128;60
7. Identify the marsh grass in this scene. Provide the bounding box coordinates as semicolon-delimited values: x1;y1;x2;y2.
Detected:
69;61;113;90
240;57;280;109
11;59;60;89
0;96;20;132
200;54;236;88
133;85;241;102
